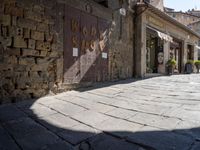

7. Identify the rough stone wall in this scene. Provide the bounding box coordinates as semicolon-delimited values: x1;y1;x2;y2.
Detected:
0;0;135;104
108;0;134;80
0;0;64;104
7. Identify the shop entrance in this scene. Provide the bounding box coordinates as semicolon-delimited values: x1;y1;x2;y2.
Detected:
170;39;183;73
146;28;164;73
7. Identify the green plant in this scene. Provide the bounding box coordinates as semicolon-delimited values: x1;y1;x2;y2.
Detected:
194;60;200;66
166;59;177;67
186;60;194;65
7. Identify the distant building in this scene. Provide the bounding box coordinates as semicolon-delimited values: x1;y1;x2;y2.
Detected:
188;20;200;34
188;20;200;59
166;11;200;26
164;7;174;12
149;0;164;11
188;9;200;17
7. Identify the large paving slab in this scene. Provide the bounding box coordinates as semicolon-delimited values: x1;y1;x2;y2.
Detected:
1;74;200;149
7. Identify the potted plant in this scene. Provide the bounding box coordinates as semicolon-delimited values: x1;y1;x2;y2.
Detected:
166;59;177;75
185;60;194;74
194;60;200;73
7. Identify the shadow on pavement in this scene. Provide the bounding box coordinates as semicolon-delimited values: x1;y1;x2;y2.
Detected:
0;97;200;150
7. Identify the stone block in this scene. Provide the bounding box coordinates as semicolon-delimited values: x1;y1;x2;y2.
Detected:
0;37;12;47
5;48;21;56
30;71;40;78
13;64;28;72
0;124;20;150
2;0;15;5
22;49;40;57
9;26;23;37
16;80;31;89
11;16;17;26
28;39;36;49
2;70;14;79
1;26;9;37
31;64;48;71
45;33;53;42
39;50;47;57
14;71;29;79
1;15;11;26
37;23;49;32
33;5;44;14
24;28;30;38
43;16;55;25
44;8;56;18
58;124;98;145
0;4;4;13
19;58;35;65
15;0;36;10
3;56;14;65
36;41;51;51
30;82;48;89
17;18;36;30
24;10;42;22
0;105;27;123
48;51;59;58
5;5;23;17
0;64;13;71
31;30;44;41
13;36;27;48
28;89;47;97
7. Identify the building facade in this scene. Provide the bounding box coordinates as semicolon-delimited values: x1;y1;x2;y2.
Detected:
134;3;200;77
0;0;199;103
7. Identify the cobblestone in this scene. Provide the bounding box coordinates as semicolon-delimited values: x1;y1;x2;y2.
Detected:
1;74;200;149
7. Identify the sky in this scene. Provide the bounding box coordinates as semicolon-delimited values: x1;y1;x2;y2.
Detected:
164;0;200;12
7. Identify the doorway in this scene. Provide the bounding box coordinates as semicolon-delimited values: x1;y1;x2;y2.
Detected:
170;39;183;73
146;29;164;74
64;6;110;84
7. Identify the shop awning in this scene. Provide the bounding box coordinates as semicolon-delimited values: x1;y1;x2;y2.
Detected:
147;26;173;42
195;45;200;49
157;31;173;42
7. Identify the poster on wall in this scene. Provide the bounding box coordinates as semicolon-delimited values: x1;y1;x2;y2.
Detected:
102;52;108;59
158;52;164;64
73;48;78;57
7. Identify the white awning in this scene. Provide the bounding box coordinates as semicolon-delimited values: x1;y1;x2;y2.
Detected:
195;45;200;49
147;26;173;42
157;31;173;42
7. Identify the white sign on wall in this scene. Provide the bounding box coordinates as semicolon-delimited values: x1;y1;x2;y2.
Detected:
102;52;108;59
73;48;78;57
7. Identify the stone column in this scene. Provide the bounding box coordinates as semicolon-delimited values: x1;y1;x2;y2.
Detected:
194;44;198;61
162;40;170;74
134;7;146;78
182;40;187;73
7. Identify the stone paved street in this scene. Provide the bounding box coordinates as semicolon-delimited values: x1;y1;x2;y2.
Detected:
1;74;200;150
